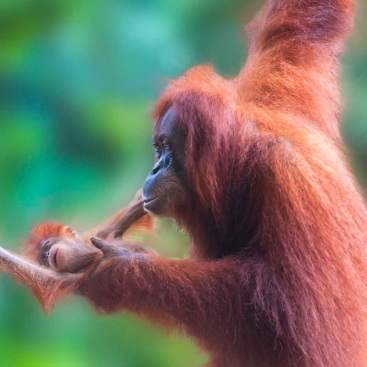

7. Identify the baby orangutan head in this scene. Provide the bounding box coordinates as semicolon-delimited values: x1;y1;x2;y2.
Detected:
24;223;102;273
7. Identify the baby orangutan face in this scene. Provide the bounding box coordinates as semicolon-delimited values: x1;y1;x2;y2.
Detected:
26;224;103;273
41;235;102;273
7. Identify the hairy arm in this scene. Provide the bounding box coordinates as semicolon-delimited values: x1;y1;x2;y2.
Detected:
237;0;357;137
82;194;153;242
0;246;84;312
78;238;246;338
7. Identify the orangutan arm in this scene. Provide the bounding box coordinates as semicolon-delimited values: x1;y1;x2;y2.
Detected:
85;194;152;241
238;0;356;137
78;237;245;336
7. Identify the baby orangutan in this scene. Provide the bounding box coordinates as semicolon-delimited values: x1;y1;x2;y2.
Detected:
24;224;103;273
23;196;154;274
0;195;154;313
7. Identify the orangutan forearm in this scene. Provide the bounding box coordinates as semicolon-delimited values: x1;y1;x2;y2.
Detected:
79;252;246;335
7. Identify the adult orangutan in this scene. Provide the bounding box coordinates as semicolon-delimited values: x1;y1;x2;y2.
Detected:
1;0;367;366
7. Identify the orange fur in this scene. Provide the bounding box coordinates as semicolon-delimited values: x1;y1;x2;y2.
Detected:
78;1;367;366
5;1;367;366
24;222;66;263
23;198;154;268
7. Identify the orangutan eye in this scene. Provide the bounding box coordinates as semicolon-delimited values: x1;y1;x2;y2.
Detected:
153;141;161;156
163;140;173;156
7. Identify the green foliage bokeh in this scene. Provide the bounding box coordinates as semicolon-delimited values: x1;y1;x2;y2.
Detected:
0;0;366;366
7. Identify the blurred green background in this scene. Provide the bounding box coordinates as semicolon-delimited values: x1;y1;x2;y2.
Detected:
0;0;366;366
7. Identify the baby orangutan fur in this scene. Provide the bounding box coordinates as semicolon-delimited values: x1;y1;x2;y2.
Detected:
0;195;154;312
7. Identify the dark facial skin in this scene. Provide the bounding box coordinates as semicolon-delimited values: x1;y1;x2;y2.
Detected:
143;109;189;215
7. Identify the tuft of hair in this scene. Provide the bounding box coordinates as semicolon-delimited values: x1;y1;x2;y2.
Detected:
23;222;64;263
123;212;155;238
